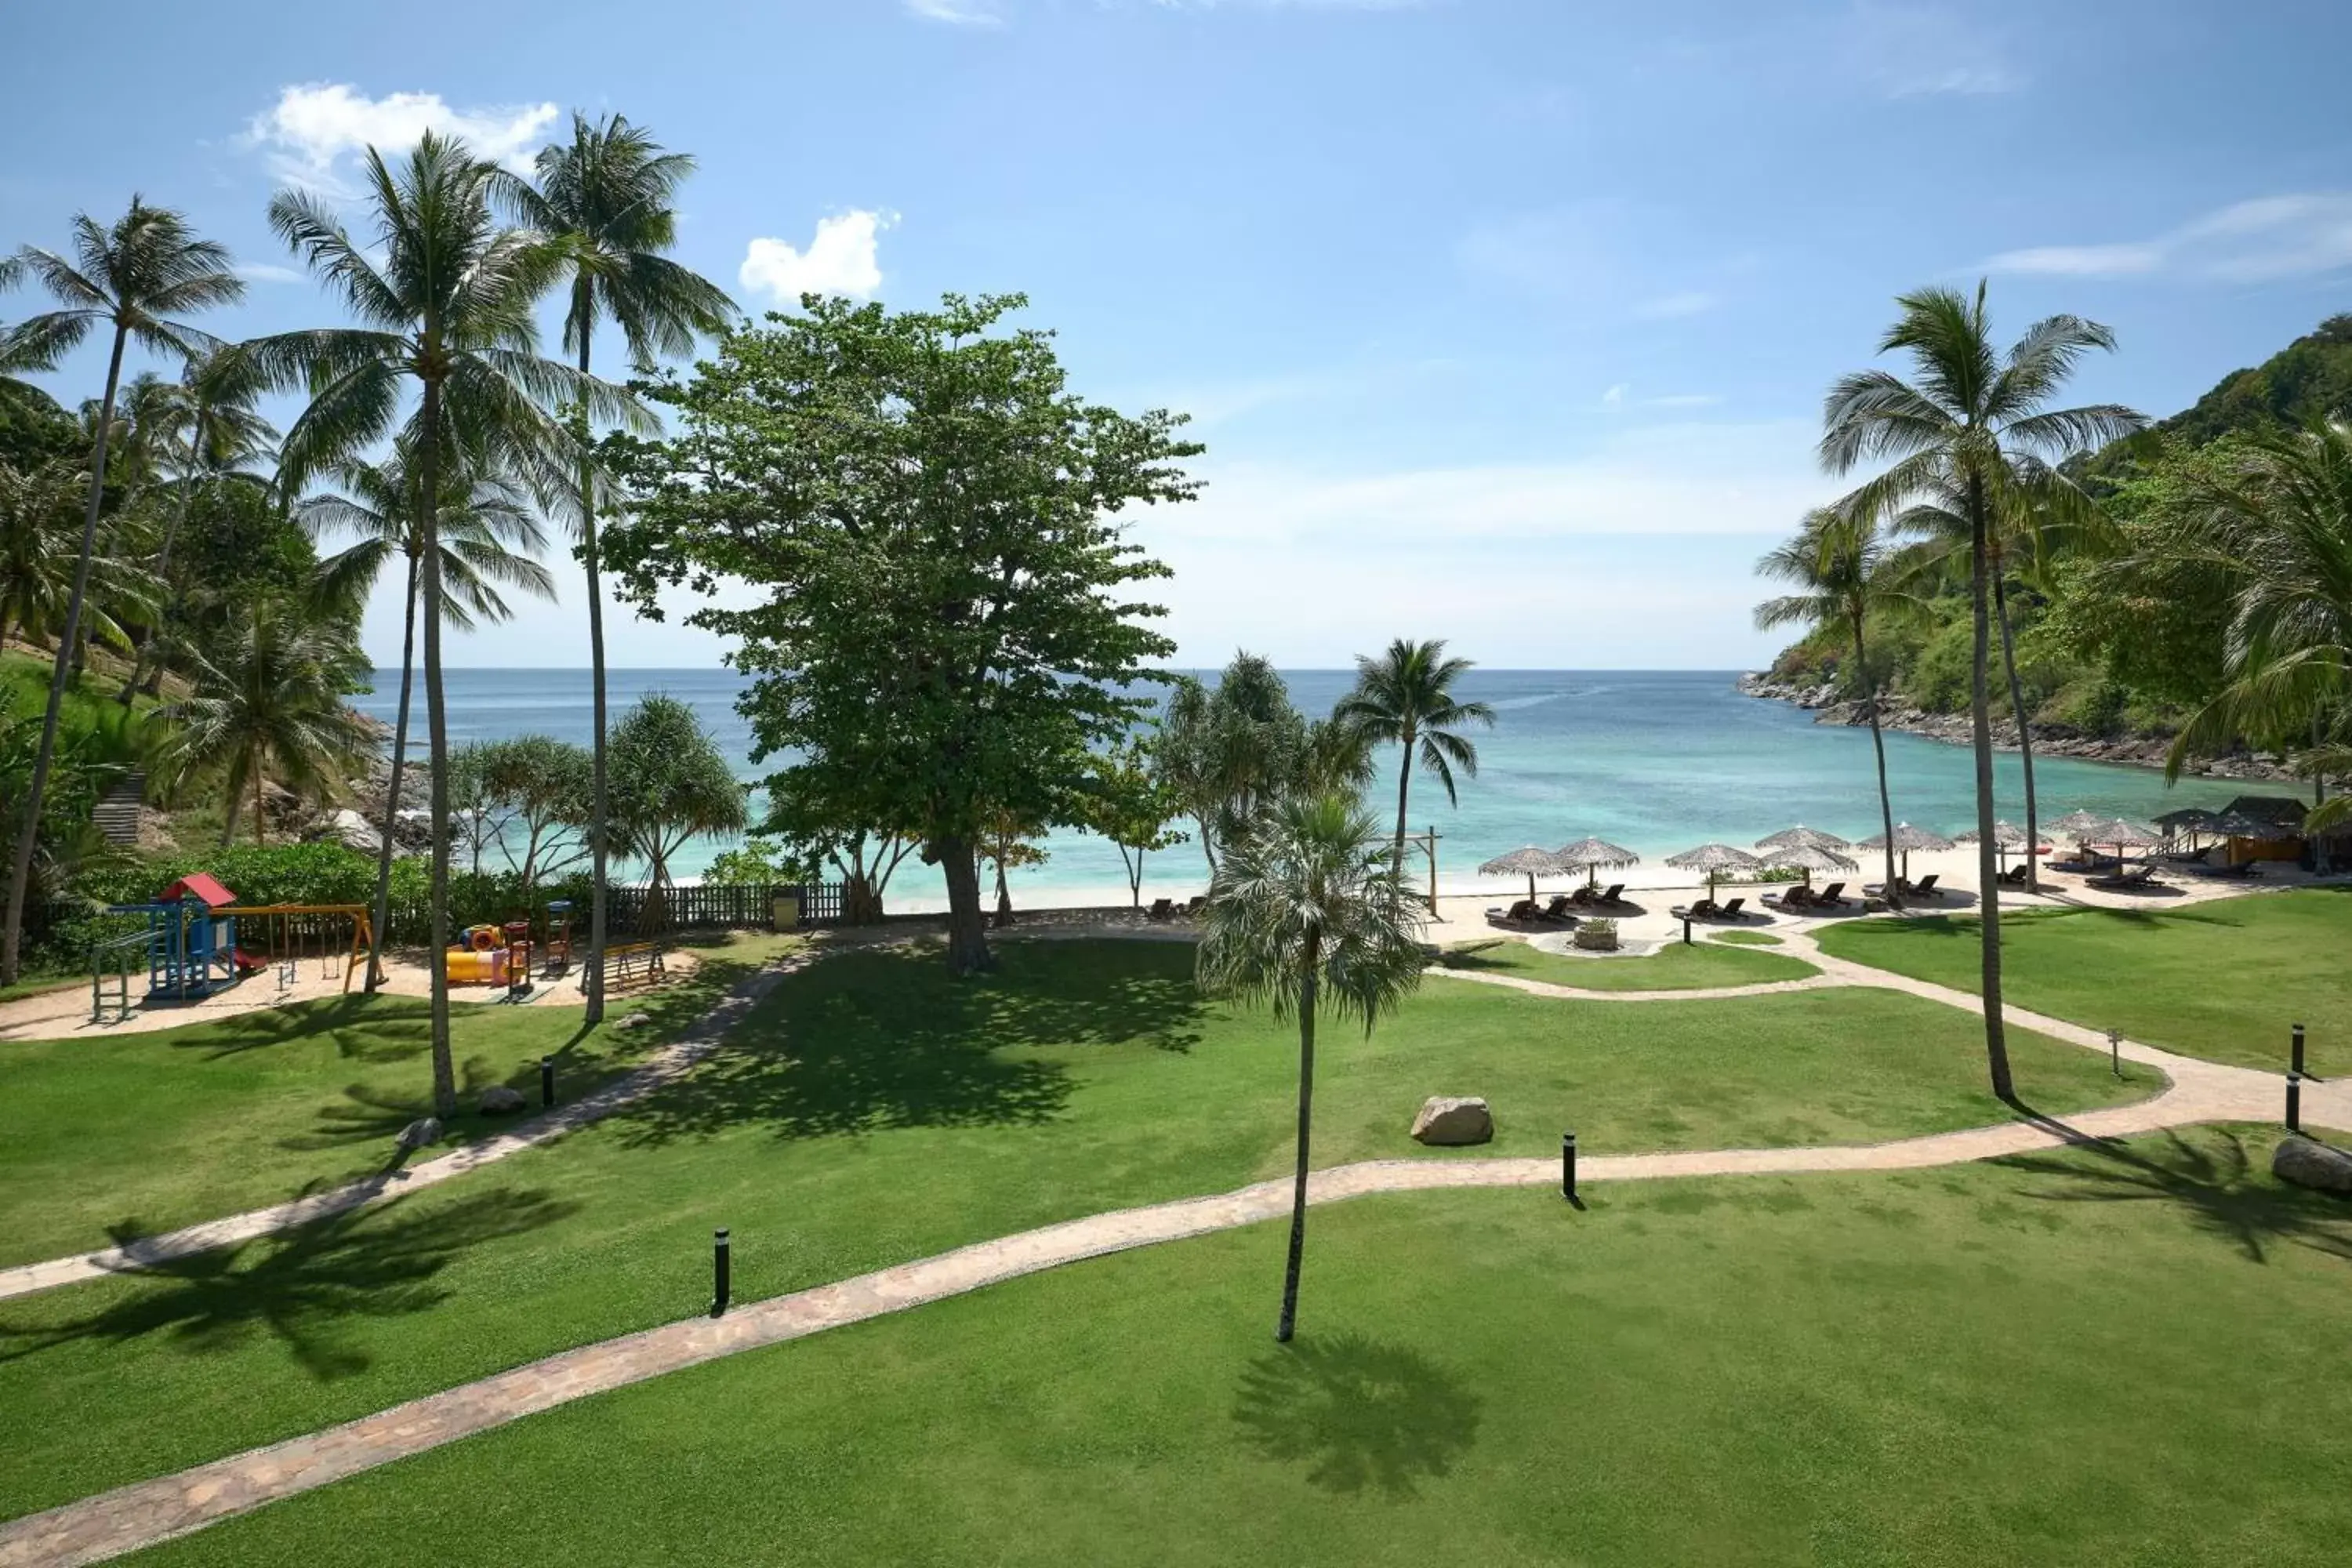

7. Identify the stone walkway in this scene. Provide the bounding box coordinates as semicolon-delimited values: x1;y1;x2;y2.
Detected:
5;928;2347;1566
0;954;808;1303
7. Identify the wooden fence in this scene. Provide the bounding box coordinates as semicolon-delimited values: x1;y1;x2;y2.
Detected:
385;882;844;943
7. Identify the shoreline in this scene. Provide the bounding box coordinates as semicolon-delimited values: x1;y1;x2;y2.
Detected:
1733;673;2298;785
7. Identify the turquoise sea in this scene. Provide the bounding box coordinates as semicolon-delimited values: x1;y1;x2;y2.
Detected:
356;668;2245;907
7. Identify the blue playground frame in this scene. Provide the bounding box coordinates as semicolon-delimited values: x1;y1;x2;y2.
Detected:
107;895;241;1001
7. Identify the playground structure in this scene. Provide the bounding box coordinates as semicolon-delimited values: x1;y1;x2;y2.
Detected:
90;873;376;1025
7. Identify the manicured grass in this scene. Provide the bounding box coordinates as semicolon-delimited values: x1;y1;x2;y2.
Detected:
138;1126;2352;1566
0;934;797;1268
1438;934;1817;989
1713;928;1783;946
0;938;2156;1521
1815;887;2352;1070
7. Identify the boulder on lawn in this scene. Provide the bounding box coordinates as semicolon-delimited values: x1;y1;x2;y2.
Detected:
2273;1135;2352;1195
1410;1095;1493;1146
396;1116;443;1152
477;1085;528;1116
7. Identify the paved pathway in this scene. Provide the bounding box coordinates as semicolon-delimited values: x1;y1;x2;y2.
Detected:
7;927;2350;1566
0;955;808;1303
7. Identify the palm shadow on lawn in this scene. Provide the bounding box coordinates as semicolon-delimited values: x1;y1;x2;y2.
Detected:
1232;1330;1483;1498
0;1185;578;1381
1997;1127;2352;1266
612;942;1204;1149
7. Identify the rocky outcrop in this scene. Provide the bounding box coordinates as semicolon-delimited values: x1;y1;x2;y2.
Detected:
2274;1136;2352;1195
477;1086;528;1116
1410;1096;1494;1146
1736;673;2293;782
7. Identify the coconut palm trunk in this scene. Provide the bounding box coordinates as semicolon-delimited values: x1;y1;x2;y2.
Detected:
1276;946;1319;1345
366;554;419;991
122;445;198;703
2;321;126;985
1388;725;1415;874
1852;608;1902;912
1991;573;2042;895
419;380;457;1119
1965;470;2013;1099
577;340;612;1025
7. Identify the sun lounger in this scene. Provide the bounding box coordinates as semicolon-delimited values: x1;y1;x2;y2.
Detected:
1146;898;1174;922
1542;895;1577;921
1593;883;1626;906
1669;898;1719;921
2087;865;2165;891
1764;886;1814;912
1717;896;1746;920
1910;873;1940;898
1809;882;1849;909
1997;863;2030;885
1185;895;1207;914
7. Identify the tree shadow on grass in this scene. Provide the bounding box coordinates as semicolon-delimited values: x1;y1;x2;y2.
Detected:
611;941;1203;1148
180;995;437;1064
1996;1127;2352;1266
1232;1330;1483;1498
0;1185;575;1381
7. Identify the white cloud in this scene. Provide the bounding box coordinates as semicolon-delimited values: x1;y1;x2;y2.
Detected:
232;261;307;284
1643;393;1724;409
905;0;1005;22
1633;289;1719;320
1844;3;2022;98
739;212;891;303
241;84;558;192
1601;383;1628;408
1987;193;2352;283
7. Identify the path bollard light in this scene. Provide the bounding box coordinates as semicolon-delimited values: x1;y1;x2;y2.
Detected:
540;1055;555;1109
2108;1028;2122;1080
2293;1022;2307;1077
2287;1073;2303;1134
1562;1131;1578;1203
713;1228;731;1316
1682;917;1693;946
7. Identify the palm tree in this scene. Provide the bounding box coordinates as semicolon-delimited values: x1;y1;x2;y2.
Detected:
245;131;644;1116
2165;419;2352;800
1756;507;1908;909
0;458;156;654
299;434;557;989
1820;283;2143;1099
1197;792;1426;1343
495;112;734;1025
162;597;370;847
122;347;278;701
1334;637;1494;873
0;199;241;984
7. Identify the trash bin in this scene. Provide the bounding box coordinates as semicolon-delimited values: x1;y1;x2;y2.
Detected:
771;889;800;931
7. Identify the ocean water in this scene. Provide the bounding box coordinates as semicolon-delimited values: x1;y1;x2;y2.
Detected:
354;668;2245;906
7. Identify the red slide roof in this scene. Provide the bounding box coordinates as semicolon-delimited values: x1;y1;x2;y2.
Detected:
158;873;238;909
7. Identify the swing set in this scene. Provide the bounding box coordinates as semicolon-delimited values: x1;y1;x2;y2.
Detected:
229;905;378;994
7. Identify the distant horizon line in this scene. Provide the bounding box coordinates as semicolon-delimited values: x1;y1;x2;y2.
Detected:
358;665;1764;676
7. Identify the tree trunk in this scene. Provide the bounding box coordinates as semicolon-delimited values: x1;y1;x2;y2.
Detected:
1197;814;1218;876
122;434;202;703
254;770;267;848
1854;612;1901;913
1276;948;1319;1344
2;322;128;985
366;554;420;992
1390;728;1414;876
937;834;994;975
419;379;457;1119
577;340;612;1028
993;843;1015;927
1993;572;2041;895
1966;470;2013;1101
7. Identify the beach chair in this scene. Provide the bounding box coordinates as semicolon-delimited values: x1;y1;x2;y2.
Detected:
1542;895;1577;921
1505;898;1541;923
1670;898;1719;921
1185;895;1207;914
1145;897;1174;922
1717;896;1747;920
1594;883;1626;906
1910;873;1940;898
1811;882;1849;909
1997;863;2030;885
1766;885;1813;912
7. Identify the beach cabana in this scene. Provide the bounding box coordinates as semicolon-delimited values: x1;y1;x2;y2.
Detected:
1555;836;1640;890
1759;841;1857;886
1479;846;1569;903
1664;842;1762;898
1857;822;1954;880
1755;825;1852;854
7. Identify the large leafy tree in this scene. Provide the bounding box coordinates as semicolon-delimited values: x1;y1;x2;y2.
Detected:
0;198;241;984
1083;737;1189;908
245;130;642;1115
1196;792;1425;1343
1334;637;1494;873
0;458;154;655
601;292;1200;975
1756;507;1908;906
161;597;370;847
2161;419;2352;815
1820;282;2142;1099
495;111;734;1024
299;433;555;987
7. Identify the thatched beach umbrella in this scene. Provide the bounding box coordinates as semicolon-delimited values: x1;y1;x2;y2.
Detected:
1760;841;1857;886
1755;825;1852;853
2048;808;2111;840
1555;836;1640;888
2154;807;2220;850
1479;846;1568;902
1857;822;1954;880
2088;817;2160;859
1664;842;1762;897
1955;818;2042;867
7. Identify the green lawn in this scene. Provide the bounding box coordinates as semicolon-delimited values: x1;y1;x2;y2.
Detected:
134;1126;2352;1566
0;938;2154;1522
1713;928;1784;946
1439;934;1818;989
0;934;797;1268
1816;888;2352;1070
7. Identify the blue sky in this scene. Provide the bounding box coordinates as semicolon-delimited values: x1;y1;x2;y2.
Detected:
5;0;2350;673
